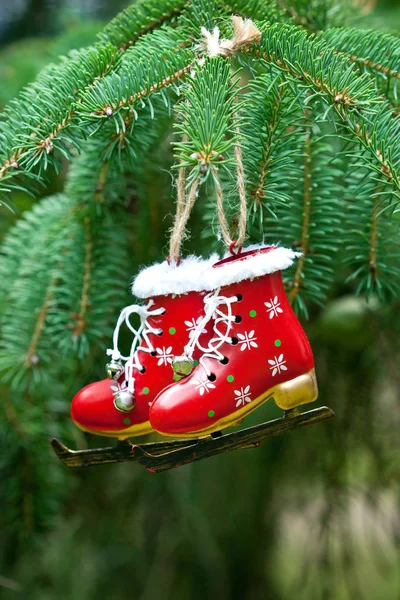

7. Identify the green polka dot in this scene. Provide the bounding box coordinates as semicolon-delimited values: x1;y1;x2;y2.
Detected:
208;410;215;418
193;359;199;366
227;375;234;383
249;310;257;317
274;339;281;347
142;387;150;395
169;327;176;335
123;418;131;425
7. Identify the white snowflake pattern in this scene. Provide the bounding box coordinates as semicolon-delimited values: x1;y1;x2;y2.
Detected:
184;316;207;338
265;296;283;319
193;373;216;396
110;379;128;396
237;330;258;351
156;346;174;366
234;385;252;407
268;354;287;376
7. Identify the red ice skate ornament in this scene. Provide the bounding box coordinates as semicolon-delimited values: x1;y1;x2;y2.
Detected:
69;254;217;439
50;17;334;471
51;244;333;471
150;245;318;438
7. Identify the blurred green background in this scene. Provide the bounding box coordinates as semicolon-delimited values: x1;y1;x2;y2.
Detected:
0;1;399;599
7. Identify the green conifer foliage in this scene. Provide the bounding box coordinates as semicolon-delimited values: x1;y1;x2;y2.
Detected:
0;0;399;540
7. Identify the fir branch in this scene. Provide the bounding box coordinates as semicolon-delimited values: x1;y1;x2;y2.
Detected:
368;193;379;282
71;217;93;338
0;44;118;205
174;57;241;179
320;27;400;109
25;286;54;369
49;214;131;359
341;160;400;299
275;0;355;32
246;23;400;198
0;195;76;392
276;0;317;31
77;47;194;127
0;5;189;208
288;126;312;304
98;0;189;49
255;114;343;314
226;0;287;23
243;73;301;219
321;28;400;81
0;400;74;539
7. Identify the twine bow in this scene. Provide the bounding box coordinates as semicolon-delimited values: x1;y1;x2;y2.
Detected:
201;16;261;57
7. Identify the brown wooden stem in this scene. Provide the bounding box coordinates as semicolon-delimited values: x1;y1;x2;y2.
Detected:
252;89;285;207
25;286;53;368
72;217;93;338
369;192;379;282
289;127;312;302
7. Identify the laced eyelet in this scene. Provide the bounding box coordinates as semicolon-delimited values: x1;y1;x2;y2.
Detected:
160;308;166;314
234;315;242;323
157;329;163;336
220;356;229;365
150;350;157;356
236;294;243;301
140;367;146;374
231;336;238;345
208;373;216;382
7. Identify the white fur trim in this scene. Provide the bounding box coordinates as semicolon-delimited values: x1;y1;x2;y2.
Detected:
206;245;301;289
132;254;219;298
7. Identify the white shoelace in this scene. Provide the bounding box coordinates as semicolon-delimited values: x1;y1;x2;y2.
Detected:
106;299;165;395
183;289;238;377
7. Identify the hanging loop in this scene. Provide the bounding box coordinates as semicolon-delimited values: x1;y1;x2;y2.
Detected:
229;240;242;256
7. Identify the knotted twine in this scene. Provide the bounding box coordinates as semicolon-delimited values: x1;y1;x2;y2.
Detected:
168;16;261;264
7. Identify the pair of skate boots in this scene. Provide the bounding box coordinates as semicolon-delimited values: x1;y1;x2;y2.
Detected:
71;245;318;441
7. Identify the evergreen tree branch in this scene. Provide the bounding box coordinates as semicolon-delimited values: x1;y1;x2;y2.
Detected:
225;0;287;23
244;75;295;213
321;28;400;81
320;28;400;109
174;57;242;181
288;124;312;304
242;72;342;313
0;44;118;206
70;217;93;338
276;0;317;31
368;192;379;282
77;48;194;127
25;286;54;369
99;0;189;49
245;23;400;198
341;157;400;299
0;3;190;209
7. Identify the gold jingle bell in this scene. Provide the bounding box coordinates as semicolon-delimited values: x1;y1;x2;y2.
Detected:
113;390;135;413
106;358;124;380
172;355;194;382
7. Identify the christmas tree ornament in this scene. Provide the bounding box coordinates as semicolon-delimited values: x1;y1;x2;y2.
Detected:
171;355;195;381
51;19;334;472
70;254;217;439
149;245;318;438
105;358;124;380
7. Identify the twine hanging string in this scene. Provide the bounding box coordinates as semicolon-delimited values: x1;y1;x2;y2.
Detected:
212;118;247;252
168;17;261;263
168;176;200;263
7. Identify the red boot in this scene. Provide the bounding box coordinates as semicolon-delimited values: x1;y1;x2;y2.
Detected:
70;254;217;439
149;245;318;438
